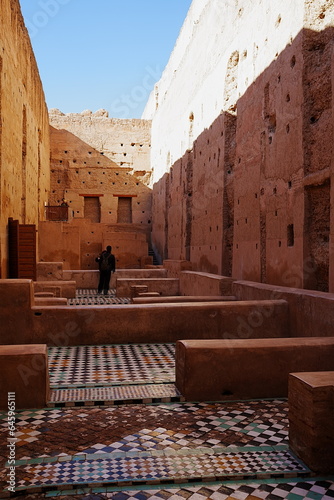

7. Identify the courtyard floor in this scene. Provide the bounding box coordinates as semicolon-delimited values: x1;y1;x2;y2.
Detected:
0;292;333;498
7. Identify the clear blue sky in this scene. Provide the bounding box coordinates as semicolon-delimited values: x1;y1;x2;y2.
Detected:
19;0;192;118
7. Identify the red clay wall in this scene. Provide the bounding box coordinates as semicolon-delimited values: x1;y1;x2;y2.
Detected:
151;5;334;293
0;0;50;277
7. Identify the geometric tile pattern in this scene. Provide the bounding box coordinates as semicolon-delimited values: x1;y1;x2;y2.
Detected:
68;289;131;306
15;449;309;490
79;414;287;453
49;384;182;405
48;343;175;388
40;478;334;499
14;428;41;446
0;400;290;454
0;409;65;429
1;332;329;500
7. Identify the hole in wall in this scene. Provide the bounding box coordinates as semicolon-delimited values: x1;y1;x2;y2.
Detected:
287;224;295;247
290;55;296;67
222;390;233;396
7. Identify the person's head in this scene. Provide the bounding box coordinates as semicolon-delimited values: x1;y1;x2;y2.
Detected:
106;245;112;253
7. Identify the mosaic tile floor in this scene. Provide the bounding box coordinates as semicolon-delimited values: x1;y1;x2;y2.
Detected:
68;289;131;306
49;383;182;406
0;400;319;497
13;478;334;499
48;344;175;388
1;343;333;498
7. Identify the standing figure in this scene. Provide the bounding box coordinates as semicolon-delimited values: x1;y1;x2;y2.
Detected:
95;245;116;295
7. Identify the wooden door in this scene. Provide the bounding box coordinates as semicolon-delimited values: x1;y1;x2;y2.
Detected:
8;218;36;280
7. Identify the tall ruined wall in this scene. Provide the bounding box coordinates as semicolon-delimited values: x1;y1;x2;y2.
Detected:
43;111;152;269
0;0;50;277
49;109;151;179
146;0;334;292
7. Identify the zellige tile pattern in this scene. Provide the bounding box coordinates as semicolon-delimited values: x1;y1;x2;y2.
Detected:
48;343;175;388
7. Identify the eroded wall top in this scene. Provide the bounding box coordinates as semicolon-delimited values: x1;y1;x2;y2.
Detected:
0;0;50;277
50;109;152;180
144;0;309;183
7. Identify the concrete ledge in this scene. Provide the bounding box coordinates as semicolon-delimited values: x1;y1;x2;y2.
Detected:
137;292;161;298
232;280;334;337
289;371;334;474
0;299;288;345
180;271;235;296
132;295;237;304
116;278;179;297
0;280;34;316
163;260;192;278
34;280;76;298
63;268;168;289
34;297;68;306
175;337;334;401
0;345;50;410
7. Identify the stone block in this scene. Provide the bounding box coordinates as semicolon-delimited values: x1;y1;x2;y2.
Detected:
180;272;235;296
175;337;334;401
132;295;237;304
130;285;149;298
33;281;76;298
289;371;334;474
0;296;288;346
117;278;179;297
0;345;50;410
163;260;192;278
34;297;68;306
232;280;334;338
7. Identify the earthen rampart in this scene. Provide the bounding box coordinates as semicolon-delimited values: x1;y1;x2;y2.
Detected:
0;0;50;277
146;0;334;292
